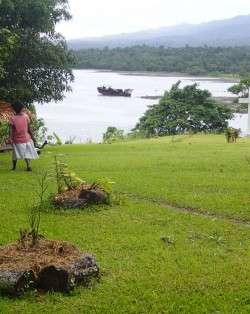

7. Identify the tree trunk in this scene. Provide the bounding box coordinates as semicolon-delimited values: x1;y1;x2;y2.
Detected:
0;269;35;296
37;254;99;292
71;253;99;286
0;255;99;295
37;265;75;292
79;189;107;204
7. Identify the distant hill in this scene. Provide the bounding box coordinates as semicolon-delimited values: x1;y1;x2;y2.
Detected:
68;15;250;50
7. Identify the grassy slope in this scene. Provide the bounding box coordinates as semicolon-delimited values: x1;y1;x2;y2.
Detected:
1;134;250;313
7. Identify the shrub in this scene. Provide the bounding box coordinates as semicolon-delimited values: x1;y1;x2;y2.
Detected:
103;126;124;143
0;120;9;145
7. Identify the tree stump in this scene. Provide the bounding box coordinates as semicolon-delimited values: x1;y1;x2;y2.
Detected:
0;269;35;296
37;266;75;292
36;254;99;292
0;238;99;296
79;189;107;204
54;185;108;209
70;253;100;286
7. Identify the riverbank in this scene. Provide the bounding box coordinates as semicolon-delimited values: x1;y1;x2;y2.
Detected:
139;95;245;113
92;69;239;82
119;71;239;82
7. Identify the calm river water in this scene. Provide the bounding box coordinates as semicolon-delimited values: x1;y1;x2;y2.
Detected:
36;70;244;143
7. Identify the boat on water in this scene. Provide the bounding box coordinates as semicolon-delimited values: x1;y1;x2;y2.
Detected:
97;86;133;97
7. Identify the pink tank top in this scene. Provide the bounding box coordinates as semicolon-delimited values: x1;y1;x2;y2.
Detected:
10;113;31;144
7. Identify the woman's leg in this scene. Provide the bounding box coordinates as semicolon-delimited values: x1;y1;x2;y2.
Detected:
25;159;32;171
12;159;17;170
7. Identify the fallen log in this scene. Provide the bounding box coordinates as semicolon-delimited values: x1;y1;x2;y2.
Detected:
0;269;35;296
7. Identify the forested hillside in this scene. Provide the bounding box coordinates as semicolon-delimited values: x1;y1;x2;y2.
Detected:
73;46;250;75
68;15;250;49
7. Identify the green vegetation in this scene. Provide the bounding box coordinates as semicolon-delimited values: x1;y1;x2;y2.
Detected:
1;135;250;312
54;156;83;193
22;171;49;247
0;0;74;104
228;77;250;97
225;127;240;143
0;28;18;79
134;82;233;137
224;77;250;113
0;120;9;145
73;45;250;75
103;126;124;143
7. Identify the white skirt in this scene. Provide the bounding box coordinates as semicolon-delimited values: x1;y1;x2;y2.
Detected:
12;140;39;160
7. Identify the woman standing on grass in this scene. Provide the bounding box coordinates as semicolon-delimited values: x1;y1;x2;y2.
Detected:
9;101;38;171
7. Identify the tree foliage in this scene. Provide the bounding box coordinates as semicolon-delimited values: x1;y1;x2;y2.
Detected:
73;46;250;75
0;28;18;79
134;82;233;137
103;126;124;143
0;0;74;104
228;77;250;97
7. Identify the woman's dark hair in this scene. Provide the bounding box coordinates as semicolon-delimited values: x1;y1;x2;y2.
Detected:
11;101;24;114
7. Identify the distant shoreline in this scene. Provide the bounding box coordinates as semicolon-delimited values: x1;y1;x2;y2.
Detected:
139;95;245;113
116;71;238;83
74;68;239;83
139;95;237;102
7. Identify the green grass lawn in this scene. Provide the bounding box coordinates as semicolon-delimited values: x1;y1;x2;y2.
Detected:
1;134;250;313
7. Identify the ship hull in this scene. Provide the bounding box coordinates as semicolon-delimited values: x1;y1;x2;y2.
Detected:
97;87;132;97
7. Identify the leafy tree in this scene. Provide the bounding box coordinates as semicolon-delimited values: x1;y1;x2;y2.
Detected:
103;126;124;143
134;81;233;137
0;28;18;79
0;0;74;104
228;77;250;97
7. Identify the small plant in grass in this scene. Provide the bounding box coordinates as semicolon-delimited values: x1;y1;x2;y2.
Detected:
161;235;176;246
207;231;225;245
53;156;115;208
54;156;84;193
19;172;49;247
94;177;115;204
187;232;204;242
65;136;76;144
53;132;63;145
245;156;250;166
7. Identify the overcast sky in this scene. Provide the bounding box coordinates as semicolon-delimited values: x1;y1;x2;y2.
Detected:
57;0;250;39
